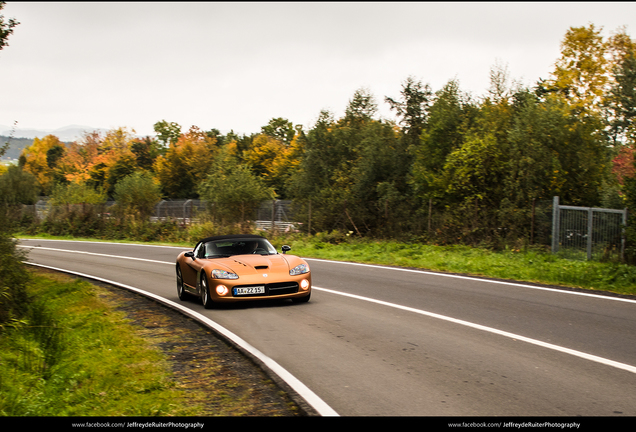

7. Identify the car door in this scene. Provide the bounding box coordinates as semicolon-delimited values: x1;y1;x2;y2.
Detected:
182;242;205;290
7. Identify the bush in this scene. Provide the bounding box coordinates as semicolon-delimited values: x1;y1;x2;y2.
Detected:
0;213;30;327
112;171;162;220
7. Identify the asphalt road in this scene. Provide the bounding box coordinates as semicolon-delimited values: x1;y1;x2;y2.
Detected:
17;239;636;417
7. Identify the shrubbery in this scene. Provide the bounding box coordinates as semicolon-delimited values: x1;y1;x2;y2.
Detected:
0;213;29;328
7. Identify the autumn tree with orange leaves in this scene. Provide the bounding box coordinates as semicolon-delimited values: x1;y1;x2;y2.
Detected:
153;125;219;199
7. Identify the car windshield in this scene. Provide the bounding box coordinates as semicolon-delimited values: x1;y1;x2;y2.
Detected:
203;238;277;258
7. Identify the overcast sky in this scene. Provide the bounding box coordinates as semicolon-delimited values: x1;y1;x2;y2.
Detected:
2;1;636;138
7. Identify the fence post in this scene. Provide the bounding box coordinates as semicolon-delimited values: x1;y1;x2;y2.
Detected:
271;199;277;234
587;207;593;260
156;200;165;219
622;208;628;261
308;200;312;235
552;196;560;254
428;198;432;235
184;199;192;226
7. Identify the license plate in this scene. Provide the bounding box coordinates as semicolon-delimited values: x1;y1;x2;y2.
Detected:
233;286;265;296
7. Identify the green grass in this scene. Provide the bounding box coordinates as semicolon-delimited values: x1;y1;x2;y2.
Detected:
0;271;201;416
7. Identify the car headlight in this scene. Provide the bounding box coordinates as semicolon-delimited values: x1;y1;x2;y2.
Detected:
289;263;309;276
212;269;239;279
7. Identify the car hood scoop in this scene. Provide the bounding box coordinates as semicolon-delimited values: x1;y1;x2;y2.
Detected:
230;255;289;274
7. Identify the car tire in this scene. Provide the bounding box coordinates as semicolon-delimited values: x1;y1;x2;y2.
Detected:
176;265;188;301
292;292;311;303
201;272;215;309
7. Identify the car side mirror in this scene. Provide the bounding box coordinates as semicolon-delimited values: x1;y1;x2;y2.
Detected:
281;245;291;254
185;251;194;259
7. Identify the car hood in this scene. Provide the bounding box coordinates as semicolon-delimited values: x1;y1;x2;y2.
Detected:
207;254;299;276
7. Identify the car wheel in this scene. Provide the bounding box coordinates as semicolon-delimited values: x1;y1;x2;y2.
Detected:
292;292;311;303
201;272;215;309
176;265;188;300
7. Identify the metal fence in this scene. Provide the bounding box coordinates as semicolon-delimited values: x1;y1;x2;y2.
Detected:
24;198;297;229
254;200;298;232
152;199;207;223
551;196;628;261
21;196;629;260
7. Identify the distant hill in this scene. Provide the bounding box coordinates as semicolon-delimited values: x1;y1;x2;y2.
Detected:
0;124;110;143
1;136;34;160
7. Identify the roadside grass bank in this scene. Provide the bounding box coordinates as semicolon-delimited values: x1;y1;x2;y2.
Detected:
16;232;636;297
0;269;302;416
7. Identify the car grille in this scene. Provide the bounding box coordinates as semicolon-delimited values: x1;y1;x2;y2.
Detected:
233;282;299;297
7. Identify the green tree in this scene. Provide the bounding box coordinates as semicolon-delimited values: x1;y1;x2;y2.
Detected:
198;147;275;225
153;120;182;147
605;44;636;146
49;182;106;206
0;165;39;207
410;79;475;201
113;171;162;219
385;76;433;148
0;1;19;51
261;117;296;146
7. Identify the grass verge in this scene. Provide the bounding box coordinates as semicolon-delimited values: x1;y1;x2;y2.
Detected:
0;269;301;416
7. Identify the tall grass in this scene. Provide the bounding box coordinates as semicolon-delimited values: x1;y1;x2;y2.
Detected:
0;272;196;416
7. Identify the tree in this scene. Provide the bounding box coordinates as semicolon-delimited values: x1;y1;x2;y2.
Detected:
0;1;19;51
261;118;296;146
153;126;219;198
548;24;609;113
198;147;275;225
242;133;297;197
130;136;163;171
113;171;162;219
49;182;106;206
0;165;39;206
605;36;636;146
344;87;378;127
410;79;475;200
20;135;66;195
385;76;433;147
153;120;182;147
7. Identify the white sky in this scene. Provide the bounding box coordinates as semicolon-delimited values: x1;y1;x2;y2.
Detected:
1;1;636;137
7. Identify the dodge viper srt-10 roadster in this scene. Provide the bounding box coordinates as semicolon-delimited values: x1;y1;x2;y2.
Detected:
176;234;311;308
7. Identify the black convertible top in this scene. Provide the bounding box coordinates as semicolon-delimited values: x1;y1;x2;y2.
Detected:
198;234;266;245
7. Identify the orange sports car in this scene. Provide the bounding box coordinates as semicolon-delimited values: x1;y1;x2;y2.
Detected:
176;234;311;308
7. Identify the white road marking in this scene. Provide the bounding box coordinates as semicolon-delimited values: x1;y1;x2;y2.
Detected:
312;286;636;375
305;257;636;304
21;242;636;376
19;245;175;265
